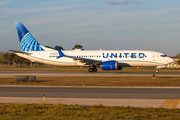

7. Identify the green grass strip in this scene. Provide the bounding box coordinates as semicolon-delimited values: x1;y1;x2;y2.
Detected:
1;76;180;86
0;103;180;120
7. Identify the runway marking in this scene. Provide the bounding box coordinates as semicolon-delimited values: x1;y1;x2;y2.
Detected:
161;99;180;108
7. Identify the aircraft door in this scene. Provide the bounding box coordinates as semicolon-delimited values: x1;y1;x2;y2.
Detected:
156;54;162;62
152;54;156;61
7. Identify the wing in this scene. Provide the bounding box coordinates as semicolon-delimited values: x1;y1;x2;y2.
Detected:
67;56;101;65
55;46;102;66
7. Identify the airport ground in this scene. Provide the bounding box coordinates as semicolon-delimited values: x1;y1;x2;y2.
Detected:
0;66;180;119
0;103;180;120
1;76;180;86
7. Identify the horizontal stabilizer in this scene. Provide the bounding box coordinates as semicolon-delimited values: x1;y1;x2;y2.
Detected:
8;49;32;55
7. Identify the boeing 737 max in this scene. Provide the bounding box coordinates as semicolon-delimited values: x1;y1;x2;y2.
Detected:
9;22;174;72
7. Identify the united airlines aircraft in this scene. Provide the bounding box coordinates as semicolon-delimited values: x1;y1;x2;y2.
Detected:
9;22;174;72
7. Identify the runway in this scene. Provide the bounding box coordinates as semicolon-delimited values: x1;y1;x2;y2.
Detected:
0;71;180;77
1;85;180;99
1;86;180;108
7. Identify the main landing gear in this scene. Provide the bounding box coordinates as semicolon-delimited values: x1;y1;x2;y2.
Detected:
88;67;97;72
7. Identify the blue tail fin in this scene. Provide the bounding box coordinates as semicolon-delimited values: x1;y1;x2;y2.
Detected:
15;22;44;52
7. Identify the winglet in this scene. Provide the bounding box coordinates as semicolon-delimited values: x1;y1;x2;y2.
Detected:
56;45;65;59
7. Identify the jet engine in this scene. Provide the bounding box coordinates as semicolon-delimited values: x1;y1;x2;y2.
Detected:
101;61;123;70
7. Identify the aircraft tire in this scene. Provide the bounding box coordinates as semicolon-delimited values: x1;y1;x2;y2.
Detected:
93;68;97;72
88;68;97;72
155;69;159;73
88;68;93;72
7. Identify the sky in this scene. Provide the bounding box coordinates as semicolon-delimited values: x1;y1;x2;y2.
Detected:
0;0;180;56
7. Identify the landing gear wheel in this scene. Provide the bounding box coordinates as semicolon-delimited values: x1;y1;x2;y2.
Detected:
88;68;93;72
155;69;159;73
93;68;97;72
88;68;97;72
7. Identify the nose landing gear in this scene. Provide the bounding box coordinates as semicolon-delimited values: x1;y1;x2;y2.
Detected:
155;69;159;73
88;68;97;72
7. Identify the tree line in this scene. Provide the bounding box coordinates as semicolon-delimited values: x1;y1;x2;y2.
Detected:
0;45;84;66
0;52;30;66
45;44;83;50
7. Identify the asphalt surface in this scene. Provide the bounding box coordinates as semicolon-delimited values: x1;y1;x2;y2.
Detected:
1;86;180;99
1;71;180;108
0;71;180;77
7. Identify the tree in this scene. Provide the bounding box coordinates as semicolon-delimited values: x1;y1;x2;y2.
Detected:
0;52;5;63
23;59;30;66
72;45;83;50
54;46;64;50
178;60;180;65
7;56;11;66
12;58;16;66
10;53;16;59
176;53;180;58
15;55;24;63
4;52;11;62
45;46;53;49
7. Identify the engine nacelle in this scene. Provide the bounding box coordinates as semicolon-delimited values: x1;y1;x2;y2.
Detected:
101;61;123;70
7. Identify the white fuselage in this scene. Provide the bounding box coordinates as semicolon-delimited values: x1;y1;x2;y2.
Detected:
16;49;174;67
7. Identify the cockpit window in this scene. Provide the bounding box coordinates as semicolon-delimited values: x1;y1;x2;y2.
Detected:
161;54;167;57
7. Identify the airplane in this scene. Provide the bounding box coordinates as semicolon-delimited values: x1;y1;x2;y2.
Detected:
9;22;174;73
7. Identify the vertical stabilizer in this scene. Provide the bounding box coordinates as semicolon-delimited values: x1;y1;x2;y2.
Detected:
15;22;44;52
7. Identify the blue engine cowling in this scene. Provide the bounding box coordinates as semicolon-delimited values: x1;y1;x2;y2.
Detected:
101;61;123;70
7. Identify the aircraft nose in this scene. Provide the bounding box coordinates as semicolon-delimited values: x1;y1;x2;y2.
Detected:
168;58;174;64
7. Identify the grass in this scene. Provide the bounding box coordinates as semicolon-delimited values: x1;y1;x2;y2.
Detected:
1;76;180;86
0;103;180;120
